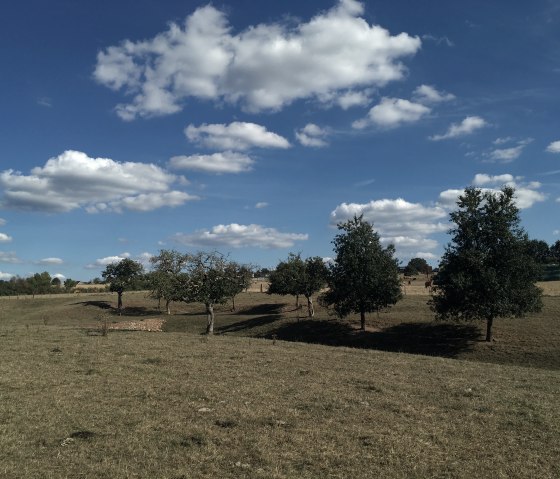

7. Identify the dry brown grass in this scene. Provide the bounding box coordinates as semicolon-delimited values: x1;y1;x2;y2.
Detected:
1;291;559;478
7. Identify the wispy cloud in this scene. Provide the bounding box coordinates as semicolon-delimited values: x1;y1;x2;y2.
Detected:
487;138;533;163
37;97;53;108
169;152;253;174
430;116;487;141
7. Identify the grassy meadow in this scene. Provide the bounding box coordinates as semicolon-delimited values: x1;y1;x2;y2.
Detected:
0;287;559;478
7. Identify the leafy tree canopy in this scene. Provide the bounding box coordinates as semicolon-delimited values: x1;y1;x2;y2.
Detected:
102;258;144;310
268;253;328;317
404;257;432;277
321;216;402;330
431;187;542;341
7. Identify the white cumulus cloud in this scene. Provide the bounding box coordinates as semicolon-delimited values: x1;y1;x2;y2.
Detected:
173;223;308;249
0;233;12;242
430;116;487;141
85;253;131;270
412;84;455;104
336;90;373;109
169;151;254;174
185;122;290;151
330;198;447;257
354;97;430;129
94;1;421;119
546;140;560;153
296;124;330;147
0;150;197;213
0;271;14;280
438;173;546;210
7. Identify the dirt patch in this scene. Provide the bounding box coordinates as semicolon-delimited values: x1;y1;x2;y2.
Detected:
109;318;165;332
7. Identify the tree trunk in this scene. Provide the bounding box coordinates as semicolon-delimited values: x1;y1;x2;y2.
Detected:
485;316;494;342
295;294;299;308
206;303;215;335
117;292;123;313
166;299;171;315
306;295;314;318
231;296;236;312
360;309;366;331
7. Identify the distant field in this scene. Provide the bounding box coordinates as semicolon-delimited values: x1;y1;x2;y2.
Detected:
1;291;559;477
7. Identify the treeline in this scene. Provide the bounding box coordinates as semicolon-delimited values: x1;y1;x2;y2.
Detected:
0;272;81;296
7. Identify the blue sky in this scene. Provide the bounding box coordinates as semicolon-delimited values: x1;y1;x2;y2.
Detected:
0;0;559;281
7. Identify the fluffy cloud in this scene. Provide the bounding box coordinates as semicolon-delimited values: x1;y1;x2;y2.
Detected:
173;223;308;249
0;218;6;226
353;98;430;129
85;253;131;269
36;257;64;265
330;198;447;257
546;140;560;153
336;90;373;109
0;271;14;280
472;173;515;186
0;150;197;213
438;173;546;209
412;85;455;104
0;233;12;242
430;116;487;141
169;151;253;174
296;124;329;147
255;202;269;209
94;1;421;119
185;122;290;151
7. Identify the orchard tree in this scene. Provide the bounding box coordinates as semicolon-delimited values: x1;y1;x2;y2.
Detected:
102;258;144;311
149;249;189;314
181;251;240;334
549;240;560;263
322;216;402;331
268;254;328;317
224;262;253;311
64;278;79;292
268;253;305;307
431;187;542;342
404;257;432;277
525;239;552;265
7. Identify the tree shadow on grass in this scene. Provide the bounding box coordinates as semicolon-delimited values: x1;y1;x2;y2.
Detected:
75;301;159;317
215;314;282;334
74;301;112;310
265;320;480;358
235;303;288;316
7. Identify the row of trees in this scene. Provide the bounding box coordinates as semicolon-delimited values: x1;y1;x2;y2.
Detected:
0;273;80;296
268;187;543;342
268;218;402;331
101;251;253;334
99;186;543;342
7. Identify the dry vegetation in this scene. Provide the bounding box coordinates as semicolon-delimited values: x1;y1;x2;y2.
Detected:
0;288;559;478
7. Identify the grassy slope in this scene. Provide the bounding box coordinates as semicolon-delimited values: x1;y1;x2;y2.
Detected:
0;293;559;478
